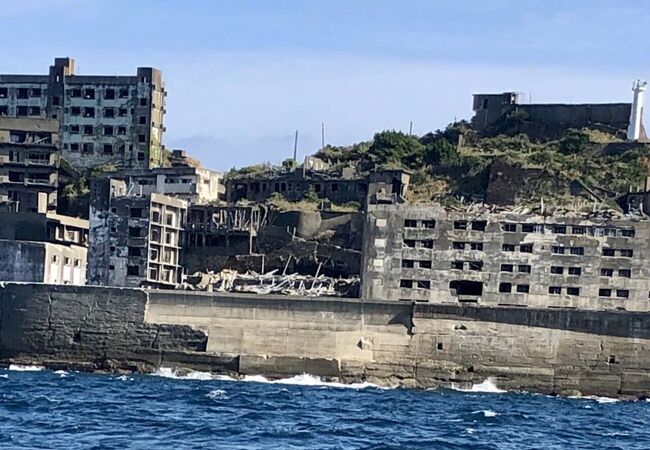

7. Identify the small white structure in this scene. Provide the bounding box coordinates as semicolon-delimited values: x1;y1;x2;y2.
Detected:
627;80;648;141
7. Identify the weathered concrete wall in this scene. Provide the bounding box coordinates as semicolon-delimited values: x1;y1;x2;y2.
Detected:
2;283;650;397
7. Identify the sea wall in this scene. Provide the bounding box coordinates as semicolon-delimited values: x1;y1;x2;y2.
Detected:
1;283;650;398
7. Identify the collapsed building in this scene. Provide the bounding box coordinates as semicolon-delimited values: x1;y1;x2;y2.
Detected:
0;57;166;170
0;211;88;284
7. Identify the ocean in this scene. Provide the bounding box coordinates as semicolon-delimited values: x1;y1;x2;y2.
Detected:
0;366;648;449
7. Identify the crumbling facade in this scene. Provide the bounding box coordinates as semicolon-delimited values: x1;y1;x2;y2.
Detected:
105;165;224;205
363;204;649;310
0;117;60;213
0;211;88;284
227;167;409;206
88;178;187;288
0;57;166;170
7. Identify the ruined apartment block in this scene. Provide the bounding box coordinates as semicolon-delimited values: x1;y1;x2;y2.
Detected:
363;204;650;311
227;167;410;207
106;165;224;205
0;57;166;170
88;178;187;289
0;211;88;285
0;117;60;213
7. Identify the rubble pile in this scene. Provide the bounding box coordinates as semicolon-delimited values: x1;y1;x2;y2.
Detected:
183;269;359;298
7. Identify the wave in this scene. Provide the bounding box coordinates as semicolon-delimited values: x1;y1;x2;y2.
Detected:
206;389;228;400
8;364;44;372
241;373;388;389
152;367;237;382
472;409;498;417
569;395;620;404
452;377;506;393
53;370;68;378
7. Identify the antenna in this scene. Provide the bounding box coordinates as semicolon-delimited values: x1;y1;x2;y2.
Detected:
409;121;413;136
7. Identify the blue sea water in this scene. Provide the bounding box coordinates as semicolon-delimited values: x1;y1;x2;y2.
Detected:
0;367;649;449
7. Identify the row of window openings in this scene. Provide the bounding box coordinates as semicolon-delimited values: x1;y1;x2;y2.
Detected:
67;124;130;135
0;88;43;99
403;239;434;249
50;255;82;267
65;106;151;124
401;259;432;269
502;223;635;237
67;88;147;104
65;143;145;159
404;219;436;229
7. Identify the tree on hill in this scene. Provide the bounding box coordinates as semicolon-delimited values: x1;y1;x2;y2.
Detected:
367;130;425;169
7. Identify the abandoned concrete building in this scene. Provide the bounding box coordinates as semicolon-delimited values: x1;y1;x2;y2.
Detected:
0;117;60;213
0;57;166;170
362;204;650;310
227;167;410;207
0;211;88;285
88;178;187;289
102;153;225;205
471;92;637;139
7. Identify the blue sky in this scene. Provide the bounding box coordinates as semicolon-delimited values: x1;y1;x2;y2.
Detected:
2;0;648;171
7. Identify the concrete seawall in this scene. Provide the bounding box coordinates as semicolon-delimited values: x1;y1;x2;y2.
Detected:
1;283;650;398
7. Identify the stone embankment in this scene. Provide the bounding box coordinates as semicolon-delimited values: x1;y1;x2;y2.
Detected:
1;283;649;398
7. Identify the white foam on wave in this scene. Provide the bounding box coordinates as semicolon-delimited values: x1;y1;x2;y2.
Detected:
0;374;8;379
241;373;388;389
53;370;67;378
8;364;44;372
473;409;498;417
206;389;228;400
569;395;619;404
152;367;236;382
453;377;506;393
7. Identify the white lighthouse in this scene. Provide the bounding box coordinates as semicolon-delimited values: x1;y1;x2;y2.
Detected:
627;80;648;141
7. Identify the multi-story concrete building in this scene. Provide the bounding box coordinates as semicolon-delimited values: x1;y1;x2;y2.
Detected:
0;57;166;170
0;211;88;284
106;165;224;205
88;178;187;289
0;117;59;213
363;204;650;311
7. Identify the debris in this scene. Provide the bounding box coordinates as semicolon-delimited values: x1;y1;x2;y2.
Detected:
182;269;360;298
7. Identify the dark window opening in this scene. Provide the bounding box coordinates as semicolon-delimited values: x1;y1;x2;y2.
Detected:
83;107;95;118
130;207;143;218
404;219;417;228
128;247;142;257
602;248;615;257
71;106;81;116
103;144;113;154
570;247;584;256
416;280;430;289
451;261;464;270
105;88;115;99
568;267;582;276
104;126;114;135
423;220;435;229
499;282;512;293
549;286;561;295
450;280;483;296
83;125;94;135
599;288;612;297
452;242;465;250
70;88;81;98
621;249;634;258
139;97;147;106
520;243;533;253
468;261;483;271
138;152;145;161
52;96;60;106
17;106;28;116
0;87;7;98
518;264;531;273
118;126;127;135
600;268;613;277
552;246;565;254
419;260;432;269
128;227;141;237
400;279;413;288
617;289;629;299
436;343;443;351
621;229;635;238
421;240;434;249
403;239;416;248
17;88;28;99
471;221;487;231
119;108;128;116
516;284;530;293
502;223;516;232
138;134;146;143
553;225;566;234
84;88;95;99
619;269;631;278
470;242;483;251
567;287;580;296
502;244;515;252
453;220;468;230
551;266;563;274
500;264;514;272
127;265;139;276
401;259;415;268
139;115;147;125
104;108;115;118
119;88;129;98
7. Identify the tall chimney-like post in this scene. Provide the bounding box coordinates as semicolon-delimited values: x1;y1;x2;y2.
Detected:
627;80;648;141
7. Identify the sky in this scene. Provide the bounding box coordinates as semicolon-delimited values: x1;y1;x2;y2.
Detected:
1;0;649;171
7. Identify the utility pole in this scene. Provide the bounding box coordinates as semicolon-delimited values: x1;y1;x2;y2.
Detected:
408;121;413;136
321;122;325;150
293;130;298;162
